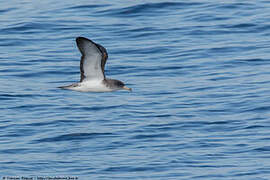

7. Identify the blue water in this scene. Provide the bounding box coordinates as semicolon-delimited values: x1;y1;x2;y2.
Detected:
1;0;270;179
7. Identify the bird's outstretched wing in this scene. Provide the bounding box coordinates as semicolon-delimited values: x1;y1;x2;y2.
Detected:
76;37;108;82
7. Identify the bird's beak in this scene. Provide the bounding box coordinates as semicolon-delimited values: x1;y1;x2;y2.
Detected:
123;86;132;92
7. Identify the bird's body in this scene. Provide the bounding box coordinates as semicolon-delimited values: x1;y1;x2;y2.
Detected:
60;79;124;92
60;80;110;92
59;37;131;92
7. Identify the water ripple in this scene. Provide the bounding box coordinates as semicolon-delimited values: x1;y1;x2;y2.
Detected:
35;132;116;143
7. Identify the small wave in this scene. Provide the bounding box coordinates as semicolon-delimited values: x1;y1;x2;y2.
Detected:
98;2;203;17
34;132;116;143
130;133;171;140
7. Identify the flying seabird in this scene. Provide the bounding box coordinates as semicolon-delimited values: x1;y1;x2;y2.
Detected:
59;37;132;92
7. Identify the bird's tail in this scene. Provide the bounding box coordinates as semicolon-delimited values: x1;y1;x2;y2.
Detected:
58;83;78;90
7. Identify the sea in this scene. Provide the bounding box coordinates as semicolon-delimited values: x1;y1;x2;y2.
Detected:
1;0;270;179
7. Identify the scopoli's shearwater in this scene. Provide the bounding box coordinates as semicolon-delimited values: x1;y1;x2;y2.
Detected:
59;37;132;92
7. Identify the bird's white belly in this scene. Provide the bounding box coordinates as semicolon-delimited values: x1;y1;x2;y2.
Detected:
71;80;113;92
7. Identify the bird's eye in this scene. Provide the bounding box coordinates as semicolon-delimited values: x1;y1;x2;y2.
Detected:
117;81;124;86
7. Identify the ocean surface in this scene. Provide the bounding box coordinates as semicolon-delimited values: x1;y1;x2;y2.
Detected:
1;0;270;179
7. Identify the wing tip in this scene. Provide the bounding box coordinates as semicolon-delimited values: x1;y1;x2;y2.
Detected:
76;37;85;45
76;36;86;42
76;37;97;54
76;36;94;44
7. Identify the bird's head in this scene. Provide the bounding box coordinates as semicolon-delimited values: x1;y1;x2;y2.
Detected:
113;80;132;92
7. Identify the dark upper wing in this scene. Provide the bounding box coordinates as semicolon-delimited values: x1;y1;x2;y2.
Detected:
95;43;108;74
76;37;108;82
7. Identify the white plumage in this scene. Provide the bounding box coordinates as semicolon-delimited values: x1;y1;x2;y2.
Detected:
66;80;113;92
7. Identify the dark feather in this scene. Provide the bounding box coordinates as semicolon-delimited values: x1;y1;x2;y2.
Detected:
76;37;108;82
